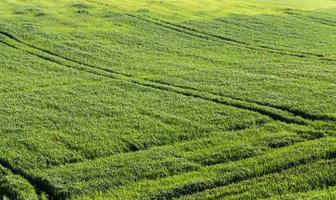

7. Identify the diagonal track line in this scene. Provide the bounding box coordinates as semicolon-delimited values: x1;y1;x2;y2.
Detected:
126;13;327;59
145;146;336;200
144;80;336;122
0;159;51;199
154;159;336;200
27;128;328;200
87;0;328;59
283;10;336;28
0;31;324;125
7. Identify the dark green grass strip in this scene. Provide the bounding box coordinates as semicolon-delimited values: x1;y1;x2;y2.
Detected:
0;32;317;125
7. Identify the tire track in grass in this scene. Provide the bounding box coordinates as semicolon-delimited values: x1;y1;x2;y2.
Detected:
0;34;274;168
177;159;336;200
125;14;326;59
283;10;336;28
89;1;336;62
87;0;326;59
0;38;269;171
0;165;37;200
78;137;335;199
144;80;336;122
149;161;328;200
0;31;332;123
25;122;270;199
140;139;336;200
0;7;333;200
28;126;325;199
0;31;324;125
0;160;52;200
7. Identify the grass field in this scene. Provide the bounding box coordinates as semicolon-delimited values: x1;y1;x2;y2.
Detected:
0;0;335;199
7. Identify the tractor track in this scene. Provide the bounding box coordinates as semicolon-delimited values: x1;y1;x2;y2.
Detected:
0;2;335;200
283;10;336;28
143;79;336;122
148;156;336;200
86;0;327;59
125;14;327;59
0;159;56;200
0;31;330;125
26;129;330;200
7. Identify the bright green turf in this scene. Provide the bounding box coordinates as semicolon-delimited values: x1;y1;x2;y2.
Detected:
0;0;335;199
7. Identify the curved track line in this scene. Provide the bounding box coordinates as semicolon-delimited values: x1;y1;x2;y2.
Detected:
283;10;336;27
162;159;336;200
86;0;327;59
125;14;326;59
146;151;336;200
0;159;54;199
0;32;323;125
145;80;336;122
1;28;334;122
30;130;325;200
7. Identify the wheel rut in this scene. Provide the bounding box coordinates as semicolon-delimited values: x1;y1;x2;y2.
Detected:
0;159;56;200
146;146;336;200
0;31;330;125
86;0;328;59
0;26;333;200
125;14;326;59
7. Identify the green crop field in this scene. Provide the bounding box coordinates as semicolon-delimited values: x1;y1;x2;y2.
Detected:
0;0;335;199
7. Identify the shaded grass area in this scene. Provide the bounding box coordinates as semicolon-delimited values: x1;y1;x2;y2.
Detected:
0;165;37;200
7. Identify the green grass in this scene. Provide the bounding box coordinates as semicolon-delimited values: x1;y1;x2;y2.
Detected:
0;0;335;199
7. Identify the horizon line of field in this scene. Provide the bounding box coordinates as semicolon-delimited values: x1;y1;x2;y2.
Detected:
0;30;334;125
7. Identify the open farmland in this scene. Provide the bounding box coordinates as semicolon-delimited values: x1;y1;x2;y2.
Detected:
0;0;336;199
